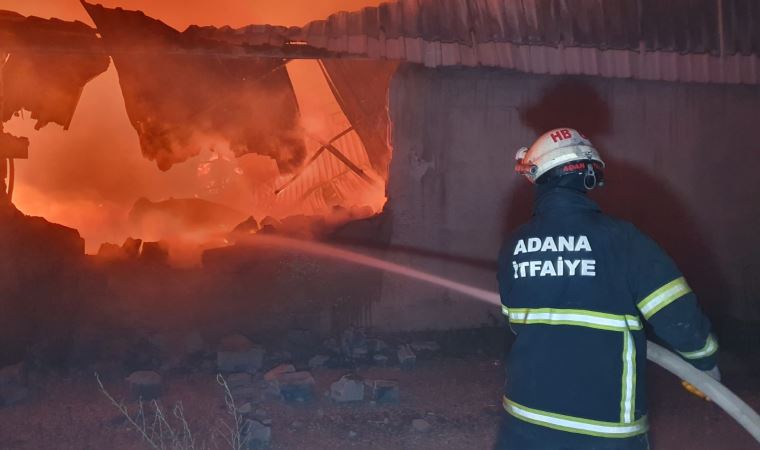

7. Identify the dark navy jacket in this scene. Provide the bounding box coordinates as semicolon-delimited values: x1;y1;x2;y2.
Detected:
497;187;718;444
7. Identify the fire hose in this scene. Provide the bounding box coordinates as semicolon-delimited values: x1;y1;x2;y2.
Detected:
241;235;760;443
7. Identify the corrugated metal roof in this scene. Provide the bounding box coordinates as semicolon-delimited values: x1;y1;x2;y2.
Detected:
286;0;760;84
173;0;760;84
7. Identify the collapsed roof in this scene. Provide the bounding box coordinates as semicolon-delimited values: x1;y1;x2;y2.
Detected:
0;10;109;130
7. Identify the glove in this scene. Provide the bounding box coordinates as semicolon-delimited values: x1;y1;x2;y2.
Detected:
681;365;721;401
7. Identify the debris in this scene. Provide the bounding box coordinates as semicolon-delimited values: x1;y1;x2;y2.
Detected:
217;334;265;373
308;355;330;369
366;338;388;353
397;344;416;370
368;380;400;403
126;371;162;400
412;418;432;433
140;241;169;264
264;364;295;382
373;354;389;366
411;341;441;354
330;375;365;403
241;419;271;448
348;430;358;438
238;402;253;415
340;327;368;358
274;371;315;401
121;237;142;259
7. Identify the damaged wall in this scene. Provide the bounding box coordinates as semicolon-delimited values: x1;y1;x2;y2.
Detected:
376;64;760;339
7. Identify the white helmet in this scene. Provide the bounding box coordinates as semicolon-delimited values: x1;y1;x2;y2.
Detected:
515;128;605;189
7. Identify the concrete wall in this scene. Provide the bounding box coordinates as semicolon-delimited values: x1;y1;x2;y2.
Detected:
373;64;760;335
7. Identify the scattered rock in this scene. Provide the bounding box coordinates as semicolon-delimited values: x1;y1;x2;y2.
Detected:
290;420;304;429
126;371;162;400
397;345;416;370
264;364;295;382
348;431;358;439
308;355;330;369
238;402;253;414
217;335;265;373
412;418;432;433
274;371;315;401
330;375;365;403
368;380;400;403
242;419;271;448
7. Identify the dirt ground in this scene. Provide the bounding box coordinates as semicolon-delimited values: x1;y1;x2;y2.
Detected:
1;354;758;450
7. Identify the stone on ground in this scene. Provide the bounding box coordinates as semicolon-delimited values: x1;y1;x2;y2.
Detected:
264;363;295;382
242;418;271;448
274;371;315;401
368;379;400;403
217;334;265;373
412;418;432;433
330;375;365;403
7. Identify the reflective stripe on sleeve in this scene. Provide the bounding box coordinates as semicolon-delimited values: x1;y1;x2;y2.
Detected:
637;277;691;320
503;397;648;438
502;305;509;317
507;308;642;332
620;331;636;423
679;334;719;360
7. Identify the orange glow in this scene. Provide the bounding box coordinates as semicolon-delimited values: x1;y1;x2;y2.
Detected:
2;1;388;258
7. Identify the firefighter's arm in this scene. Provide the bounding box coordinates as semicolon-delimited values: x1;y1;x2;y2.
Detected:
627;227;719;373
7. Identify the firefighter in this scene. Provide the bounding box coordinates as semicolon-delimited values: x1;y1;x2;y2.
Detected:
495;128;720;450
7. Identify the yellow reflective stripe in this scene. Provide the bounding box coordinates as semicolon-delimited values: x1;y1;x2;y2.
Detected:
503;397;648;438
637;277;691;319
679;334;719;360
620;331;636;423
507;308;642;332
501;305;509;317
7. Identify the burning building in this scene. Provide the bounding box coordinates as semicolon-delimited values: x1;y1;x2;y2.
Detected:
1;0;759;344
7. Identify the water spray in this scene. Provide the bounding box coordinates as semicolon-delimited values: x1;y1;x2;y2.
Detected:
238;234;760;443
